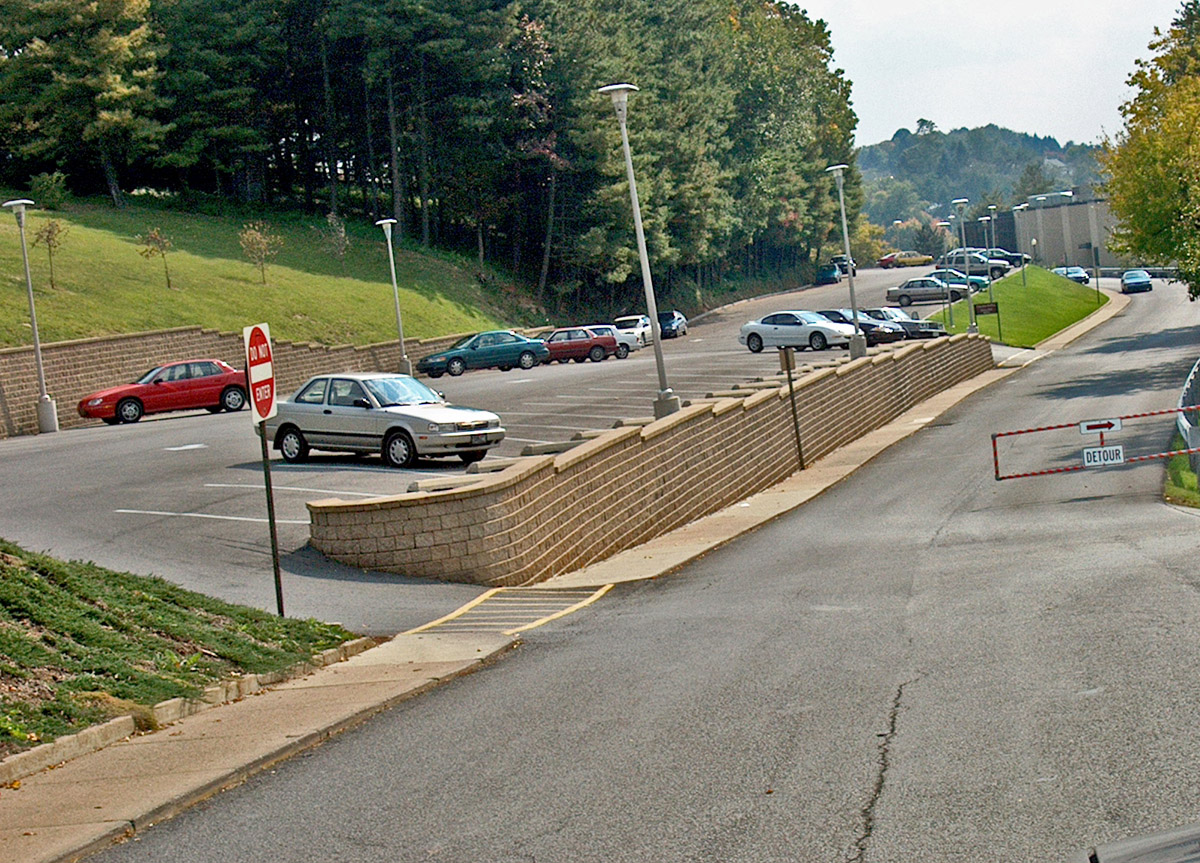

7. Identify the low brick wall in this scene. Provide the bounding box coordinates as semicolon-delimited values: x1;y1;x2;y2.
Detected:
308;334;995;586
0;328;476;439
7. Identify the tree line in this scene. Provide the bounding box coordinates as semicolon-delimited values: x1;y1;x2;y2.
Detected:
0;0;858;313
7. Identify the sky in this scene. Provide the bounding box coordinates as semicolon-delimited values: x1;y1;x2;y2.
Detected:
797;0;1184;147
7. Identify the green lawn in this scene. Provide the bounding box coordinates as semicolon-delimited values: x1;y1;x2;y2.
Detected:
929;266;1106;348
1166;432;1200;508
0;195;538;349
0;538;357;758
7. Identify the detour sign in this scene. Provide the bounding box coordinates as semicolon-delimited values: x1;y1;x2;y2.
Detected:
243;323;277;423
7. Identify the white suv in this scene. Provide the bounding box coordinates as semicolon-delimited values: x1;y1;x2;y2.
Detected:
613;314;652;347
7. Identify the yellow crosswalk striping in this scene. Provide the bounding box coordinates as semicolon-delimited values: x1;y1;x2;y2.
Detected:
404;586;613;636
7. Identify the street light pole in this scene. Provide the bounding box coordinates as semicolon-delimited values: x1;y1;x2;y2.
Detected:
1058;190;1074;269
987;204;997;251
979;216;995;301
599;83;679;418
953;198;976;333
826;164;866;359
936;221;954;327
374;218;412;375
3;199;57;433
1013;204;1029;287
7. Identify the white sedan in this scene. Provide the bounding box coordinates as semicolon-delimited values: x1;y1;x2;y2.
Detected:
738;311;856;353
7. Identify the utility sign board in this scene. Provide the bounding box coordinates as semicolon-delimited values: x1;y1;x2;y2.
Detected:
243;323;277;424
1079;417;1122;435
1083;445;1125;468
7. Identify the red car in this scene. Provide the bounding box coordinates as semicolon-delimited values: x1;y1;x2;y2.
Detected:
77;359;247;424
877;251;899;268
543;327;618;364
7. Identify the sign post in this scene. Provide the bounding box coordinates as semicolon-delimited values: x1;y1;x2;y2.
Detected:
243;323;285;617
778;347;804;470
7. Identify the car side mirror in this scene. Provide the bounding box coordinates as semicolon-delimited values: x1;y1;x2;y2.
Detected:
353;398;371;409
153;378;165;385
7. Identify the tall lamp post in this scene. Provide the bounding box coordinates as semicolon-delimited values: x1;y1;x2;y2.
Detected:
987;204;997;251
1058;190;1074;269
1013;204;1029;287
1034;196;1047;264
3;199;57;433
374;218;412;375
936;221;955;327
826;164;866;359
952;198;977;333
978;216;995;300
599;83;679;418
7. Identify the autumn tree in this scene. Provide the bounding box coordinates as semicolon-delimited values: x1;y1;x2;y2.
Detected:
1102;1;1200;296
239;222;283;284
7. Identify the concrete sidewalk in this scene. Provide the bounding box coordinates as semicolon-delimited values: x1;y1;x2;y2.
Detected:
0;291;1127;863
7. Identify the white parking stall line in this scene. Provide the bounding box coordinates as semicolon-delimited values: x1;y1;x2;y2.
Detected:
115;509;309;524
204;483;389;498
164;444;208;451
503;436;556;445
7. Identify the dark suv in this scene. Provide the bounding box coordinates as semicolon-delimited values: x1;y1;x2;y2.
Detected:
656;310;689;338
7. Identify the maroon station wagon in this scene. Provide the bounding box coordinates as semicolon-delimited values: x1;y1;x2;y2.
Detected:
77;359;247;424
543;327;618;364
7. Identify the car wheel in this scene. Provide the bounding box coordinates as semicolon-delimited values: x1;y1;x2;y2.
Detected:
498;365;512;372
459;450;486;465
747;333;764;353
447;357;466;377
518;350;537;370
278;427;309;463
616;344;629;359
221;386;246;412
809;332;828;351
116;398;143;423
427;371;443;379
990;268;1004;280
950;290;964;302
897;295;912;307
589;345;605;362
382;430;416;468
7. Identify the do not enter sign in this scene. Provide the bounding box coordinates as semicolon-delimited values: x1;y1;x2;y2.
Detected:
243;323;277;423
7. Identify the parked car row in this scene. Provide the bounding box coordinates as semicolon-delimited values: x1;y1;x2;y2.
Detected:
878;250;934;268
1052;266;1091;285
738;306;944;353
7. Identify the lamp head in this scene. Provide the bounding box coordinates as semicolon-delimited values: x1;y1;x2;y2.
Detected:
375;217;397;240
599;83;638;123
2;198;32;223
952;197;968;213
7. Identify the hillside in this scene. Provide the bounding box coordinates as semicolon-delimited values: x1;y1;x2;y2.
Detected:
0;196;543;350
857;123;1103;224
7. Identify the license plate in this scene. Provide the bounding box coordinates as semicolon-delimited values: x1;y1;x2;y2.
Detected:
470;434;486;445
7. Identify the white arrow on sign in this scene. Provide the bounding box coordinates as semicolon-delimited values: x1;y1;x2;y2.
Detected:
1079;417;1122;435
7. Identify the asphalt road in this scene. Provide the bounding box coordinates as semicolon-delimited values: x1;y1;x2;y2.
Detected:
80;278;1200;861
0;269;905;632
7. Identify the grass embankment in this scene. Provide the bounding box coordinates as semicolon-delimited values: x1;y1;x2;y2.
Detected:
0;194;539;349
0;539;356;759
1166;432;1200;507
931;266;1106;347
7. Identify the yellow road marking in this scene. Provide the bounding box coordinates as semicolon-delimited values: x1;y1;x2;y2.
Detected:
503;584;614;635
403;588;503;634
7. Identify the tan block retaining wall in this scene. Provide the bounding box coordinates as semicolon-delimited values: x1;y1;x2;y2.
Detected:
0;328;498;439
308;334;995;586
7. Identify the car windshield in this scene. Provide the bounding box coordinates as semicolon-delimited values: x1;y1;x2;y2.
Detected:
615;318;642;328
135;366;167;384
364;376;443;406
1127;270;1150;278
448;334;478;349
657;312;676;323
797;312;828;324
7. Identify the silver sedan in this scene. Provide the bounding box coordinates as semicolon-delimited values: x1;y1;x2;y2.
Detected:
263;373;504;468
738;310;855;353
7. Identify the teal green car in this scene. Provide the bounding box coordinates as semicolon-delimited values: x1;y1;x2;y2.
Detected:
416;330;550;378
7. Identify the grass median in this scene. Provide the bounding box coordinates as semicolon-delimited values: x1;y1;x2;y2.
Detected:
929;266;1107;348
0;538;357;759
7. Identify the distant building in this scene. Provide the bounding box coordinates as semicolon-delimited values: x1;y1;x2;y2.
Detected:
1012;194;1121;269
